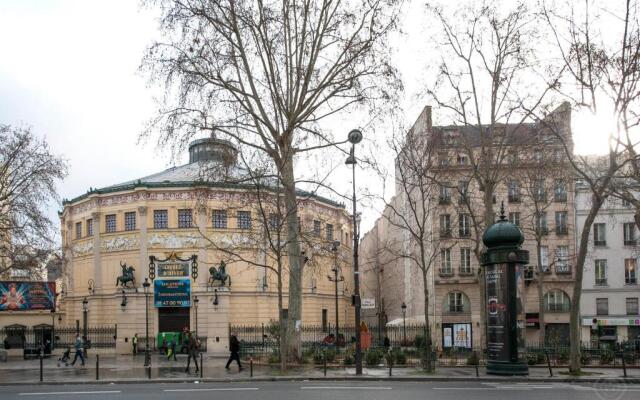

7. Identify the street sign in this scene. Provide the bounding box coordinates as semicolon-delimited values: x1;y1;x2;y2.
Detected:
361;298;375;309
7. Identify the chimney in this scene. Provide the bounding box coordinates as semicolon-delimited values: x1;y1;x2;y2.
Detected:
425;105;432;132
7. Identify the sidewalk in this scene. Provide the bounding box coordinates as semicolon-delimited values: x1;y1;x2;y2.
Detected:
0;354;638;385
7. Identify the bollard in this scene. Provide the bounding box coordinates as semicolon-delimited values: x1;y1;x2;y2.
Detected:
200;353;203;379
621;351;627;378
389;359;392;377
147;363;151;379
250;358;253;377
545;350;553;377
323;352;327;377
39;355;43;382
96;354;99;380
474;351;479;377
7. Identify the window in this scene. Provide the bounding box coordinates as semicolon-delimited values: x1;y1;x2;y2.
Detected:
326;224;334;241
460;248;471;274
86;219;93;237
322;309;328;332
268;213;280;230
596;298;609;316
555;211;568;235
458;181;469;203
593;223;606;246
237;211;252;229
105;214;116;233
313;220;321;236
458;214;470;237
627;298;639;315
447;292;465;313
281;308;289;320
508;180;520;202
440;249;452;274
545;290;571;312
124;212;136;231
595;260;607;285
624;222;636;245
178;209;193;228
153;210;168;229
539;246;549;272
440;214;451;237
457;154;468;166
534;149;543;162
75;222;82;239
556;246;570;273
509;212;520;227
625;259;637;285
533;179;546;202
535;212;548;235
439;184;450;204
438;153;449;166
212;210;227;229
554;179;567;202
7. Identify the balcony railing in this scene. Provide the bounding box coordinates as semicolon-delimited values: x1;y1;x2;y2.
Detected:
556;264;572;274
624;239;637;246
554;193;568;202
594;240;607;246
439;229;452;238
458;267;474;276
508;194;520;203
556;226;569;235
547;303;571;312
536;227;549;236
438;268;454;277
458;196;469;204
595;279;608;286
438;196;451;205
458;229;471;238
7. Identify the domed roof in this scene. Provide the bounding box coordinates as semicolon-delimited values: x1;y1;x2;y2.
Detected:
482;203;524;248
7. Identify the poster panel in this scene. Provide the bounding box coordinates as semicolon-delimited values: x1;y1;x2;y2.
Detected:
486;264;508;361
453;323;472;348
154;279;191;307
0;281;56;311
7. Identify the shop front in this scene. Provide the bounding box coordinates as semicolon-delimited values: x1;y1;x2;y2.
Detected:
582;317;640;346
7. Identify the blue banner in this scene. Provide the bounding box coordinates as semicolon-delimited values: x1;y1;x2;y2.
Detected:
0;281;56;311
154;279;191;307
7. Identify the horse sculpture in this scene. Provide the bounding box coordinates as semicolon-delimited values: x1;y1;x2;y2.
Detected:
208;261;231;287
116;262;136;288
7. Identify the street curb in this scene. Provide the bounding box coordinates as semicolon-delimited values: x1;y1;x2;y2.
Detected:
0;376;638;386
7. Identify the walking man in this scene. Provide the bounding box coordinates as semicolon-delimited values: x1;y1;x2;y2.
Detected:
225;332;242;371
132;333;138;355
184;331;199;373
70;334;85;366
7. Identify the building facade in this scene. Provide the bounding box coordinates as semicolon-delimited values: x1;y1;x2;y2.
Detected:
576;183;640;346
58;138;354;354
361;104;577;349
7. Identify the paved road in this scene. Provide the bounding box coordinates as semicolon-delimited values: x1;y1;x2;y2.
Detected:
1;381;639;400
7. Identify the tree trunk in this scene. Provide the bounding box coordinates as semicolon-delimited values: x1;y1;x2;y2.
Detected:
478;186;495;349
570;201;601;373
422;268;433;372
536;239;545;345
277;265;287;371
281;156;303;363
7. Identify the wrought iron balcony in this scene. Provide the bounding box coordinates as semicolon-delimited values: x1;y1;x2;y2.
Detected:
556;225;569;235
438;268;454;277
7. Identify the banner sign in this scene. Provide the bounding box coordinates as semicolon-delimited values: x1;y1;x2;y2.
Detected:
154;279;191;307
0;281;56;311
156;261;190;278
582;318;640;326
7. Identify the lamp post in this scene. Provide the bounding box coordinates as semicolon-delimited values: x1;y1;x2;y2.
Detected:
401;302;407;346
82;297;88;357
193;296;199;337
345;128;363;375
327;240;343;349
142;278;151;367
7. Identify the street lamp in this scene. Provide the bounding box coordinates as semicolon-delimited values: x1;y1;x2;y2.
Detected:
212;289;219;306
193;296;199;337
142;278;151;367
401;302;407;346
327;240;343;350
345;128;363;375
82;297;89;357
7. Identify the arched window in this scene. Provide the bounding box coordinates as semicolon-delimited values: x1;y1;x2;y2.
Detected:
544;290;571;312
443;291;470;314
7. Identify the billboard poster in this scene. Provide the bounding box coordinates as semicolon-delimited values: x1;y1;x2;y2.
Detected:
0;281;56;311
453;323;472;348
486;264;508;361
443;327;452;347
154;279;191;307
156;261;190;278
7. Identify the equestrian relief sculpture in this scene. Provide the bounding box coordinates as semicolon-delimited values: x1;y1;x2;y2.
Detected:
116;261;136;288
208;260;231;287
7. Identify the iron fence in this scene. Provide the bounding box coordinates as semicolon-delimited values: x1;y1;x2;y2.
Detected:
1;325;117;353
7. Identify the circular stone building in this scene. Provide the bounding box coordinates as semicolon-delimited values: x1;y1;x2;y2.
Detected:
59;138;354;354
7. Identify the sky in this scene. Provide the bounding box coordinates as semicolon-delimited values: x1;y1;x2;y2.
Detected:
0;0;609;237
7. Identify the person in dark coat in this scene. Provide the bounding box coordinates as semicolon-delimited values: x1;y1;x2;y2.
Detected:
225;332;242;370
184;332;199;373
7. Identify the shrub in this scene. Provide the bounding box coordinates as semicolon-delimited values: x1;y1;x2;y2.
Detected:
557;348;570;364
526;351;545;365
392;348;407;365
268;350;280;364
466;352;480;366
343;350;354;366
600;350;614;365
366;349;384;366
312;347;336;364
580;352;591;366
414;335;426;349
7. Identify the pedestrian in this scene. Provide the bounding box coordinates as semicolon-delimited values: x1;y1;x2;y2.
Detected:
225;332;242;371
184;331;199;373
132;333;138;355
167;338;177;361
383;336;391;352
70;334;85;366
161;337;167;356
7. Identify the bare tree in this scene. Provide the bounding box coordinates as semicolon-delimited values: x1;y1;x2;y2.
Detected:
143;0;401;361
0;125;68;277
424;0;558;344
540;0;640;373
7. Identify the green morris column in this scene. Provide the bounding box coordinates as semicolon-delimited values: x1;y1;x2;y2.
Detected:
481;204;529;375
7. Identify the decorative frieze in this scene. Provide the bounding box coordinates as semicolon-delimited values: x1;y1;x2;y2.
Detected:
100;235;140;252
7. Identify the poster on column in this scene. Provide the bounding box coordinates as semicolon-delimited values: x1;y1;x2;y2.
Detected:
0;281;56;311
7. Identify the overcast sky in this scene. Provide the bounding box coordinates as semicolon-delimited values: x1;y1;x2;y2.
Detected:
0;0;608;237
